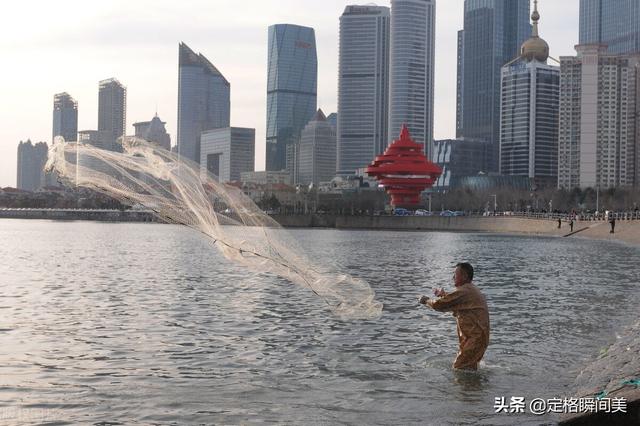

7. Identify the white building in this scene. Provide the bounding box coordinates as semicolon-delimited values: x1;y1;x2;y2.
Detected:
200;127;255;182
558;45;640;189
298;109;337;186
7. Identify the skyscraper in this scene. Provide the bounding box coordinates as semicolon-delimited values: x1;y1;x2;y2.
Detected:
52;92;78;142
298;109;337;186
133;114;171;150
580;0;640;54
17;140;48;191
177;42;231;164
388;0;436;159
456;30;465;138
337;5;390;176
458;0;531;172
266;24;317;172
98;78;126;150
558;45;640;189
500;1;559;187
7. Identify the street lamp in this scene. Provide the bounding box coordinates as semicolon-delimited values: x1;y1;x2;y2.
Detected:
491;194;497;213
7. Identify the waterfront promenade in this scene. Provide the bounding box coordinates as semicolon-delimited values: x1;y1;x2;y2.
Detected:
272;213;640;246
4;208;640;246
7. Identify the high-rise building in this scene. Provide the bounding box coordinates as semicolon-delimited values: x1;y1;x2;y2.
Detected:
500;1;559;188
177;42;231;164
579;0;640;54
266;24;317;172
52;92;78;142
17;140;48;191
457;0;531;172
326;113;337;131
456;30;465;138
200;127;255;182
298;109;337;186
98;78;126;150
337;5;390;176
388;0;436;159
558;45;640;189
133;114;171;150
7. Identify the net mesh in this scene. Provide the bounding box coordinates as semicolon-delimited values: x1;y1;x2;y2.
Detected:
46;137;383;320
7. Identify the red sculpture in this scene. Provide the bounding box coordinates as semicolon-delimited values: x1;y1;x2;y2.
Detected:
366;125;442;207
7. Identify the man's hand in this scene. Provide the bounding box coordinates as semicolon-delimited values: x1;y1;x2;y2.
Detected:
419;296;429;305
433;287;447;297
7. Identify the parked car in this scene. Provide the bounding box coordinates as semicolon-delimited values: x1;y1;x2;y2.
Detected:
415;209;433;216
393;208;411;216
440;210;456;217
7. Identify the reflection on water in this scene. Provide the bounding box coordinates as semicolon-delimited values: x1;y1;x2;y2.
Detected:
0;220;638;425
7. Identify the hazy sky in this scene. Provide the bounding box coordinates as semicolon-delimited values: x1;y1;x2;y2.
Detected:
0;0;579;188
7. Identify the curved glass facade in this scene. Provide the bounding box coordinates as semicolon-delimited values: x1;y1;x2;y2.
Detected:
177;43;230;164
266;24;317;172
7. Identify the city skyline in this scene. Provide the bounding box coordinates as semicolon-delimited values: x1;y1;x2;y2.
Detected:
0;0;579;188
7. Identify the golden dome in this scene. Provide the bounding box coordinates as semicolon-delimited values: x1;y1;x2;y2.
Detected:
520;0;549;63
521;37;549;62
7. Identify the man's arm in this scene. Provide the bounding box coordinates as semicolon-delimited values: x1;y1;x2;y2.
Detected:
423;290;466;312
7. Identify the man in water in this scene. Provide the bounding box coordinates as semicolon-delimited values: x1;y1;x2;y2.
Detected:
419;263;490;371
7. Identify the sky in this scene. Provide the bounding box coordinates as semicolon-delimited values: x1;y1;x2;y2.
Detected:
0;0;579;188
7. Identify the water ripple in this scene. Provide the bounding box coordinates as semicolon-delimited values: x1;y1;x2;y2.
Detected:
0;221;638;425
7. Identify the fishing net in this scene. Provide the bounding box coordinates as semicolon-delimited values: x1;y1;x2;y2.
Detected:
46;137;383;320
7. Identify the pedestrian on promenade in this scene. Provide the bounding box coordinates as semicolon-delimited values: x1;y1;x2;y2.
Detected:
610;216;616;234
569;219;574;232
558;218;562;229
419;263;490;371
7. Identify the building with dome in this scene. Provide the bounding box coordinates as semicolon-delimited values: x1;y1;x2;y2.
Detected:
499;0;559;187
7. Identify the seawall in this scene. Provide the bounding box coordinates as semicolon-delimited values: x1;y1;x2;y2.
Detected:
272;214;640;247
0;208;158;222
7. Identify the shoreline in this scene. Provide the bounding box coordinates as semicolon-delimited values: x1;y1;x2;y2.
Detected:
272;214;640;247
2;210;640;247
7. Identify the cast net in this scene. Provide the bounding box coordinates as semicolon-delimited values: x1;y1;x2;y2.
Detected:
46;137;383;320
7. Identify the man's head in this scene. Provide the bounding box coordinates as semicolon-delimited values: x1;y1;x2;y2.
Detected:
454;263;474;286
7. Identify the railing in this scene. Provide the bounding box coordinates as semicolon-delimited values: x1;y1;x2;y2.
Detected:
476;211;640;221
